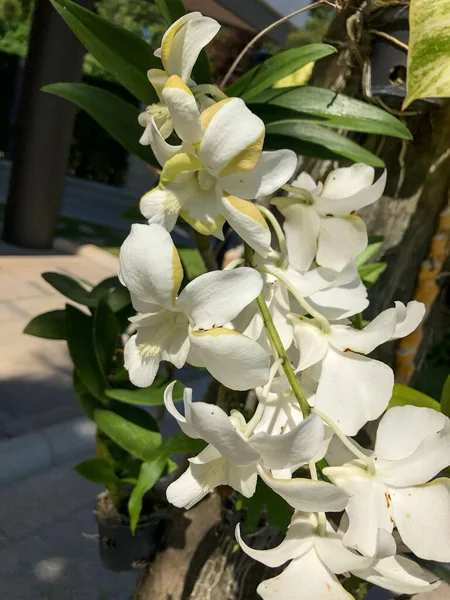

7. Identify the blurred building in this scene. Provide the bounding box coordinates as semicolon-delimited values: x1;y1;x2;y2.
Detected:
184;0;310;44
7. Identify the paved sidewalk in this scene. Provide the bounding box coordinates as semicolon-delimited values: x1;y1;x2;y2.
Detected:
0;460;137;599
0;240;118;439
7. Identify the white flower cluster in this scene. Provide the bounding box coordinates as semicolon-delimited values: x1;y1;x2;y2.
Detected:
119;13;450;599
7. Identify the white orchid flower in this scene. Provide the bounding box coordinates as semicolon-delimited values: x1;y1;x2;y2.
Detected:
273;164;387;272
290;300;425;434
254;375;333;479
236;255;368;351
119;223;270;390
237;511;439;599
324;406;450;560
164;383;326;509
139;12;220;140
140;83;297;255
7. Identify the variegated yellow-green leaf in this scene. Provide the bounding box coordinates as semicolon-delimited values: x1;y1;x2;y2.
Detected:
404;0;450;109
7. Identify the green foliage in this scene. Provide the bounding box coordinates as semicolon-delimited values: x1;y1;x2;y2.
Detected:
356;237;384;267
388;383;441;412
42;272;96;307
94;409;162;462
23;309;67;340
75;457;120;484
155;0;185;25
89;276;131;313
441;375;450;418
265;121;384;167
243;478;293;533
358;262;387;287
44;83;157;167
250;87;412;140
65;303;109;402
93;298;120;373
128;458;167;533
226;44;336;101
73;370;102;420
105;380;185;406
50;0;158;104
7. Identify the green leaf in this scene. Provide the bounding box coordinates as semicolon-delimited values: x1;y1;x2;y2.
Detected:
441;375;450;418
42;272;96;307
65;304;108;402
243;479;292;533
75;457;120;485
93;298;120;374
144;433;206;464
43;84;157;166
226;44;336;101
404;0;450;108
356;237;384;267
105;380;184;406
178;247;207;280
250;87;412;139
95;409;162;462
265;121;384;167
358;262;387;287
89;276;131;313
388;383;441;412
128;458;167;533
155;0;185;24
73;370;102;420
49;0;157;104
23;310;67;340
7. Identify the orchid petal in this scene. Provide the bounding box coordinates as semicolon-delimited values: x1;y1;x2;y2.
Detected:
139;115;182;165
187;402;260;466
316;166;386;215
235;513;316;568
140;186;183;231
250;414;324;470
353;555;441;595
220;196;271;257
190;329;270;390
316;528;373;573
317;216;368;271
178;267;262;329
162;75;203;144
220;150;297;199
278;204;320;272
160;13;220;81
124;333;160;388
375;405;449;460
391;300;425;339
391;480;450;561
330;306;397;354
164;382;198;439
119;223;183;310
315;348;394;435
324;462;394;558
377;417;450;487
199;98;265;177
289;316;328;372
258;548;354;600
258;467;349;512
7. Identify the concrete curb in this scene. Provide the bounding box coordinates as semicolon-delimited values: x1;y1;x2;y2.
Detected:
0;417;96;489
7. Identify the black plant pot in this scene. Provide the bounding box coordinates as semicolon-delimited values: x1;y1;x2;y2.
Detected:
96;511;168;572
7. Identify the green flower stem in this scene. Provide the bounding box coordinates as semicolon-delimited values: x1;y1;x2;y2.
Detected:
256;205;289;268
309;460;327;536
244;244;310;418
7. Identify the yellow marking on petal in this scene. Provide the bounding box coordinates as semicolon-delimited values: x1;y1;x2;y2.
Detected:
160;153;202;185
200;98;233;129
147;68;168;99
164;74;194;96
172;247;184;304
191;328;240;338
180;211;225;236
161;17;188;73
226;196;269;229
219;131;265;177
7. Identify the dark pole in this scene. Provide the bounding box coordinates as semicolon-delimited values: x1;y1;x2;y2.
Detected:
3;0;91;249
